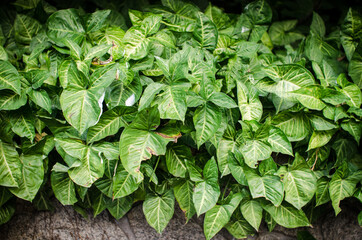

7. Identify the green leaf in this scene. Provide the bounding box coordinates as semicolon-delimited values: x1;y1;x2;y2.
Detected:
193;158;220;216
340;9;362;61
10;112;35;142
292;85;326;110
123;27;149;60
194;102;222;147
348;44;362;88
106;195;133;220
0;140;21;187
244;168;284;206
262;202;311;228
141;14;162;36
87;106;136;143
272;112;310;142
84;44;112;62
60;88;102;134
225;218;255;239
28;89;52;114
174;179;196;222
119;107;172;180
339;84;362;108
0;60;21;95
204;193;242;240
51;171;77;205
217;139;237;177
166;145;191;178
240;199;263;231
284;169;317;209
329;167;360;215
14;14;41;44
208;92;237;109
112;166;139;199
269;20;304;46
309;115;338;131
227;152;247;186
55;138;104;187
9;154;44;201
310;12;325;37
307;130;335;151
0;203;15;225
47;9;85;47
341;120;362;144
139;82;165;111
87;10;111;33
267;126;293;156
315;177;330;206
154;84;189;121
241;140;272;168
193;12;218;50
0;90;27;110
143;190;175;233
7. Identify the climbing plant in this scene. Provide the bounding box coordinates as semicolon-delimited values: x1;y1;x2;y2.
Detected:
0;0;361;238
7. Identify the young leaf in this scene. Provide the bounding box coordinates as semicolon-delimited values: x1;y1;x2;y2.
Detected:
143;190;175;233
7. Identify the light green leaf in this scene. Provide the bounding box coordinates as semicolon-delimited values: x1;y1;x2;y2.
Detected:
262;202;311;228
240;199;263;231
58;60;84;89
329;167;360;215
227;152;247;186
139;82;165;111
141;14;162;36
10;112;35;142
143;190;175;233
153;84;189;121
193;12;218;50
112;166;139;199
55;138;104;187
341;120;362;144
194;102;222;148
244;168;284;206
272;112;310;142
315;177;330;206
284;169;317;209
309;114;338;131
292;85;326;110
267;127;293;156
0;140;21;187
47;9;85;46
87;106;136;143
51;171;77;205
84;44;111;62
307;130;335;151
216;139;237;177
174;179;196;222
209;92;237;109
193;158;220;216
119;107;172;180
0;90;27;111
241;140;272;168
339;84;362;108
204;193;242;240
166;145;191;178
9;154;44;201
123;27;149;60
60;88;102;134
0;60;21;95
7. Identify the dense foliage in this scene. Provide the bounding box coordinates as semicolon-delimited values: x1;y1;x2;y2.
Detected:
0;0;361;238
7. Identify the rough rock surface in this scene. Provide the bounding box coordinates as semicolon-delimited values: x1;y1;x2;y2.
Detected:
0;199;361;240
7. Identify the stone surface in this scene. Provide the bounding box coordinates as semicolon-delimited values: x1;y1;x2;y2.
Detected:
0;198;361;240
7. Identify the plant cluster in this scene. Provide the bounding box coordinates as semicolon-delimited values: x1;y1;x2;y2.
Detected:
0;0;361;239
